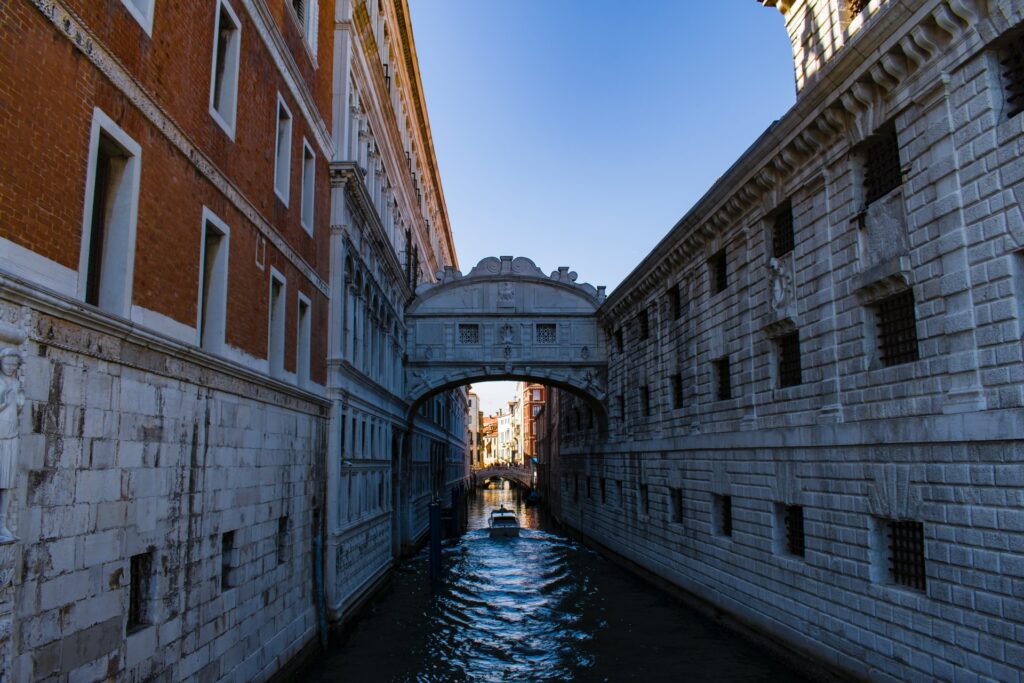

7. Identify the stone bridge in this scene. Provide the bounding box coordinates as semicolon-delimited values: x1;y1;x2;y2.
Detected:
404;255;610;427
471;465;534;489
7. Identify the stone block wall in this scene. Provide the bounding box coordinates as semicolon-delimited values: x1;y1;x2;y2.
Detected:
0;291;328;682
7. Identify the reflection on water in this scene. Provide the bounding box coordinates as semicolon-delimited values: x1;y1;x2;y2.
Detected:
305;487;806;682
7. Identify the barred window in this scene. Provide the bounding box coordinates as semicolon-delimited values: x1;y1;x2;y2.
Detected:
638;310;650;340
784;505;805;557
671;374;683;409
458;324;480;344
863;123;903;205
772;200;794;258
536;324;557;344
715;357;731;400
1000;29;1024;119
777;331;802;388
875;290;919;366
710;249;728;294
668;284;682;319
715;494;732;536
887;519;926;591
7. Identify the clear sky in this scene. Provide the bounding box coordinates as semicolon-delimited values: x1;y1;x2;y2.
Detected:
407;1;798;415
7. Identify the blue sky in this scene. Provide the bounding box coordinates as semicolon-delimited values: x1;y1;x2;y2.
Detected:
407;1;797;414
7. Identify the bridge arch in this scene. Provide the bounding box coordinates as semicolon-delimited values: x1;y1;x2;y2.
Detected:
404;255;609;428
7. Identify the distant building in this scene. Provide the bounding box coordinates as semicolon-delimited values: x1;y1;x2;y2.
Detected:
468;391;481;466
519;383;546;463
481;416;498;466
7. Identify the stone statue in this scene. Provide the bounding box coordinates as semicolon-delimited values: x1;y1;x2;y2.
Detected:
769;256;794;313
497;283;515;308
0;348;24;544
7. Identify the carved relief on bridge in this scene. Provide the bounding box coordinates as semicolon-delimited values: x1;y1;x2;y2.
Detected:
405;256;608;406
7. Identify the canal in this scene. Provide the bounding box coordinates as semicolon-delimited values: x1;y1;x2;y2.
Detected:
304;486;809;682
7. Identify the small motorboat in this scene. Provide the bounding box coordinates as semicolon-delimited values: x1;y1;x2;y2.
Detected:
488;507;520;538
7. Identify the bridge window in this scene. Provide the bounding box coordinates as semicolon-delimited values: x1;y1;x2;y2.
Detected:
874;289;919;366
713;495;732;537
771;200;794;258
709;249;728;295
638;310;650;340
777;331;802;388
536;323;557;344
862;122;903;206
458;323;480;344
1000;27;1024;119
714;357;731;401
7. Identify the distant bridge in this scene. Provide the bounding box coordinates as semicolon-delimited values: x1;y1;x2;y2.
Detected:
471;465;534;489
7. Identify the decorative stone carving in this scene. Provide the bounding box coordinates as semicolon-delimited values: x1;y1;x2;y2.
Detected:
497;283;515;308
867;464;922;520
768;256;795;315
0;330;23;546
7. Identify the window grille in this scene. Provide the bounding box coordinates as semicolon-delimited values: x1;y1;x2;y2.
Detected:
863;123;902;205
778;332;802;388
536;324;556;344
1000;30;1024;119
716;495;732;536
715;358;731;400
457;324;479;344
671;374;683;409
784;505;805;557
772;201;795;258
711;249;728;294
888;520;926;591
638;311;650;340
875;290;919;366
668;285;682;319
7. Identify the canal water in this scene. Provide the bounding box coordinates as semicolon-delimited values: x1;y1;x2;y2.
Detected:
304;486;808;682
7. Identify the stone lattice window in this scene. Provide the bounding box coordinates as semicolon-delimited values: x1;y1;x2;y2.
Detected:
863;123;903;206
710;249;728;294
887;520;926;591
875;290;919;366
715;357;731;400
784;505;805;557
458;324;480;344
772;200;794;258
777;331;802;388
999;29;1024;119
535;324;556;344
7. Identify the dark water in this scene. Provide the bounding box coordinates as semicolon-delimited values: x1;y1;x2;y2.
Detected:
305;487;808;682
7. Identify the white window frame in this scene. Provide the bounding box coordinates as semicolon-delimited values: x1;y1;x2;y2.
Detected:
197;207;230;353
208;0;242;140
274;94;293;206
288;0;320;59
296;292;311;387
268;267;287;379
300;138;315;235
121;0;156;36
77;108;142;319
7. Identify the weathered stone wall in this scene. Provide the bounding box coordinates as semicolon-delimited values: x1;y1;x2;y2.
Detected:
551;1;1024;680
0;289;328;682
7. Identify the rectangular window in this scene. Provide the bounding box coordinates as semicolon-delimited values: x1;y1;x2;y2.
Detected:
671;374;683;409
297;295;311;387
710;249;728;294
127;550;154;633
668;284;681;319
573;474;579;502
863;122;903;205
277;516;288;566
886;519;927;591
714;494;732;537
875;289;919;366
268;270;286;378
600;477;606;504
586;476;592;499
300;140;316;234
780;504;805;557
640;484;649;515
221;530;236;591
777;331;802;388
80;110;141;317
290;0;319;54
1000;28;1024;119
640;386;651;417
198;209;229;352
532;389;542;401
121;0;155;34
671;488;683;523
714;357;731;401
618;394;625;422
458;324;479;344
536;324;557;344
615;328;624;353
274;96;293;205
209;0;241;137
638;310;650;340
772;200;794;258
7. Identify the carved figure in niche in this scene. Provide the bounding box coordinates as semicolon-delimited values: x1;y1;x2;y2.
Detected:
497;283;515;308
499;323;515;345
768;257;794;313
0;349;23;544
